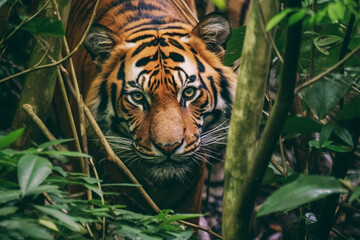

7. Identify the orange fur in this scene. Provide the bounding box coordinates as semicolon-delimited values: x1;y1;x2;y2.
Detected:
66;0;237;219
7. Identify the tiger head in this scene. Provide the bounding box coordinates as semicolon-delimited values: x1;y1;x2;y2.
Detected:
84;13;237;181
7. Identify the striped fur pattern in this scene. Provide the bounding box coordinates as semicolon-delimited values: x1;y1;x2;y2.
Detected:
67;0;237;214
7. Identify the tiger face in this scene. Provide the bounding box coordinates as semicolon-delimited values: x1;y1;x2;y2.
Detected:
84;13;237;181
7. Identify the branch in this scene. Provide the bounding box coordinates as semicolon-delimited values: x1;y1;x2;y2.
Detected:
222;0;280;238
0;0;101;83
83;105;161;213
22;104;66;152
294;44;360;94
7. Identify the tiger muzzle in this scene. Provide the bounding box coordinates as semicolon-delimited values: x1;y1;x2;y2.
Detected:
150;105;184;156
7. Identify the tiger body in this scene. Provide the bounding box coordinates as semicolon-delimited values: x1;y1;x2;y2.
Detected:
66;0;237;215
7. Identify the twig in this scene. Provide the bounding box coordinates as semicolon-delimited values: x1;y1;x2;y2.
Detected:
66;67;221;240
294;44;360;93
171;0;198;25
51;0;102;235
23;103;97;238
83;105;161;213
309;0;317;78
255;0;284;63
278;136;287;176
179;220;223;239
22;104;67;152
270;156;285;175
0;0;101;83
56;67;89;195
51;0;90;181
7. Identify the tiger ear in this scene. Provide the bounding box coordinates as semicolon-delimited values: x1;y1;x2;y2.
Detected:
191;12;231;56
84;23;116;68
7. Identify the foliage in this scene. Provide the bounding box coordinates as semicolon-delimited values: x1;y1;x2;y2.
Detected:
0;130;198;239
1;0;360;238
223;0;360;238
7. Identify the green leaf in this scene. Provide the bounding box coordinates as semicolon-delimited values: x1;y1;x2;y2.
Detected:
308;140;352;152
168;228;194;240
21;18;65;37
26;185;61;196
52;166;68;177
327;1;345;21
336;95;360;120
0;128;24;149
39;150;91;158
84;183;103;197
37;139;73;151
265;8;294;32
18;154;52;196
39;219;59;232
0;206;18;216
210;0;227;10
101;183;140;187
349;186;360;203
114;224;161;240
288;9;307;26
163;213;202;225
223;26;246;66
257;174;347;217
308;139;332;149
325;143;352;152
34;205;80;231
0;219;53;240
282;116;323;134
0;0;7;9
298;72;354;119
313;35;343;55
319;123;334;148
0;190;21;204
333;126;353;147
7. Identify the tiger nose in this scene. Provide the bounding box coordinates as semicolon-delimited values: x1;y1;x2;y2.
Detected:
155;141;182;156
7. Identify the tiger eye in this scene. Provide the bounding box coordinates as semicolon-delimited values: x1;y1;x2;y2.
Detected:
130;91;144;103
182;87;197;100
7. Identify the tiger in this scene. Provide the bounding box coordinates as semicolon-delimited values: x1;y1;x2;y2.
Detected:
66;0;237;217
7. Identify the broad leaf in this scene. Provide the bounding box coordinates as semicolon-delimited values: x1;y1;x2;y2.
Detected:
0;128;24;149
39;219;59;232
37;139;73;151
313;35;342;55
223;26;246;66
349;186;360;203
18;154;52;196
0;0;7;8
0;190;21;204
167;228;193;240
288;9;307;26
0;206;18;216
162;213;202;225
319;123;334;148
39;150;91;158
333;126;353;147
308;139;352;152
22;18;65;37
327;1;345;21
265;8;295;31
113;224;161;240
0;219;53;240
34;205;80;231
282;116;322;134
257;174;347;217
298;72;355;119
336;95;360;120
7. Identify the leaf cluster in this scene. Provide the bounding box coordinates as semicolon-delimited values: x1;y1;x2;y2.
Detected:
0;129;198;240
